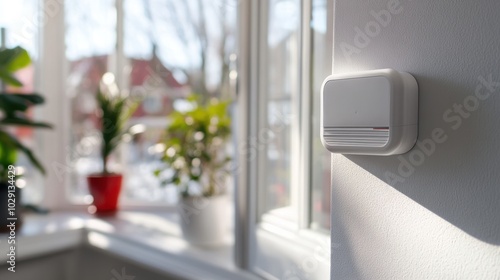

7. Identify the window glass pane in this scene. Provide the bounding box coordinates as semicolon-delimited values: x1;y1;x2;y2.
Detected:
260;0;300;214
311;0;332;230
0;0;42;204
121;0;237;203
65;0;116;61
66;0;116;202
124;0;237;98
120;55;180;203
122;126;177;204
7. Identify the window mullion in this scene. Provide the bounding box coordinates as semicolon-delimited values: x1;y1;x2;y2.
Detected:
234;0;258;270
298;0;313;229
256;0;269;220
113;0;131;186
112;0;128;90
39;0;70;210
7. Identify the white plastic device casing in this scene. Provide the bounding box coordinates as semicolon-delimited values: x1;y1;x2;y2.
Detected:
321;69;418;155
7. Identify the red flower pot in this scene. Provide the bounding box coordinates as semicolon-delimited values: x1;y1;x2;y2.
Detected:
86;174;123;215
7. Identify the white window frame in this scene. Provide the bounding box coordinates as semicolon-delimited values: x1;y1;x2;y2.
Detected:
235;0;333;279
38;0;70;211
36;0;332;277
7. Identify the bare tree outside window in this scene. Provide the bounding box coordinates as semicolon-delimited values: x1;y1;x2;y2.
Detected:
127;0;237;99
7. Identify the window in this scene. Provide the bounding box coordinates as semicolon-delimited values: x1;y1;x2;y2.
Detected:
3;0;333;278
65;0;237;205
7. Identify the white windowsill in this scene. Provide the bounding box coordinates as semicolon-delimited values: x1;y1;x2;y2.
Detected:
0;212;259;280
260;209;331;249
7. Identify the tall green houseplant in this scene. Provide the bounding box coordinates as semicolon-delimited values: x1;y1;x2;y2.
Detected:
0;46;52;231
96;85;138;174
0;46;52;181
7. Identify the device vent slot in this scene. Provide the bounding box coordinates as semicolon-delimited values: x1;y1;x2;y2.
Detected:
323;127;389;147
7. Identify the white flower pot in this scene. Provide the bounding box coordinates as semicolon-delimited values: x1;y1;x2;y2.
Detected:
177;195;229;247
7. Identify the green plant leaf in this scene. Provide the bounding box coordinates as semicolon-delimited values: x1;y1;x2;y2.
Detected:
0;130;45;175
0;69;23;87
5;47;31;72
153;169;162;177
186;94;200;102
9;93;44;104
0;134;17;167
0;47;23;66
0;94;29;112
0;117;53;128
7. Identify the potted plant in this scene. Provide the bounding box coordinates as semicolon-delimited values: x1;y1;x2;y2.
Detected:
0;46;52;232
156;94;232;246
86;74;138;215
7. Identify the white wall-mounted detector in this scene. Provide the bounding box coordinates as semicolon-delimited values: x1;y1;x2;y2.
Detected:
321;69;418;155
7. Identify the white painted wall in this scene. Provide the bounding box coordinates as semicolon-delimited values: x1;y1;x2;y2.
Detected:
330;0;500;279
